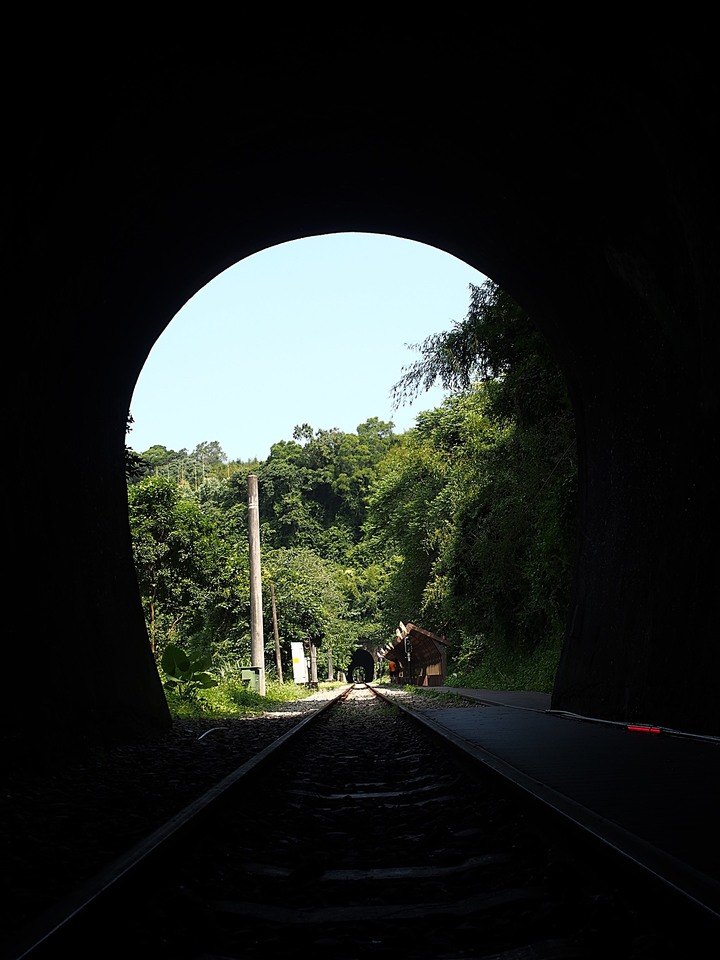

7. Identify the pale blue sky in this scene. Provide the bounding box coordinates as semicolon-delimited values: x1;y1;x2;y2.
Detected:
129;233;487;463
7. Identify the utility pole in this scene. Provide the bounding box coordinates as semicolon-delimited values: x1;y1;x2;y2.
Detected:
247;474;266;695
270;581;283;682
309;641;318;688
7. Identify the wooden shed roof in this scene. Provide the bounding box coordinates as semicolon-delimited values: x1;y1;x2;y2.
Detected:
380;623;448;668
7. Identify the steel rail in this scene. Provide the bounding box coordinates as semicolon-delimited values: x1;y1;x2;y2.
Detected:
4;686;350;960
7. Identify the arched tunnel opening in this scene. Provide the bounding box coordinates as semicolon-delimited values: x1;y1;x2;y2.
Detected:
128;231;574;699
347;650;376;685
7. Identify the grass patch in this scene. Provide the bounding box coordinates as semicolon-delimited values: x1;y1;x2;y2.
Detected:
165;678;346;720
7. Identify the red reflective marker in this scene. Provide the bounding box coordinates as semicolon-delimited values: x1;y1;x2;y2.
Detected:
627;724;662;733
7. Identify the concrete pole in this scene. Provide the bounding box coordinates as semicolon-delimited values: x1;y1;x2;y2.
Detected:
309;642;318;688
247;474;266;695
271;581;283;682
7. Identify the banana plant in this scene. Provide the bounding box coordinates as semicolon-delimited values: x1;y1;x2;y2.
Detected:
160;643;218;699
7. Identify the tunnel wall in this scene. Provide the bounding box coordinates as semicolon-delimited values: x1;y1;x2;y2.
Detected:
4;19;718;762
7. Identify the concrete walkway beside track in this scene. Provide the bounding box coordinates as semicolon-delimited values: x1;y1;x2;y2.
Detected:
409;686;720;925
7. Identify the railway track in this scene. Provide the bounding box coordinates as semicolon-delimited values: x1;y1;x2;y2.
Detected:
5;684;699;959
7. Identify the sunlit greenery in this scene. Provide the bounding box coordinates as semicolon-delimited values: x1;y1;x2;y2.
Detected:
164;677;345;719
447;639;560;693
127;279;577;700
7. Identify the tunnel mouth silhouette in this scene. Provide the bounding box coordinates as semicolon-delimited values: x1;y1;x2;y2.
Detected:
9;28;718;759
347;649;375;684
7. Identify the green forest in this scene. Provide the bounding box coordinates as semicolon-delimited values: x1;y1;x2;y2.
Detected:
126;280;578;712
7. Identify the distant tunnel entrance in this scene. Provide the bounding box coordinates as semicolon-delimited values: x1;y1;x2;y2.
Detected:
347;649;375;683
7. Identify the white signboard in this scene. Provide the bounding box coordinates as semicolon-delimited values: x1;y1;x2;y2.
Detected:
291;641;309;684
